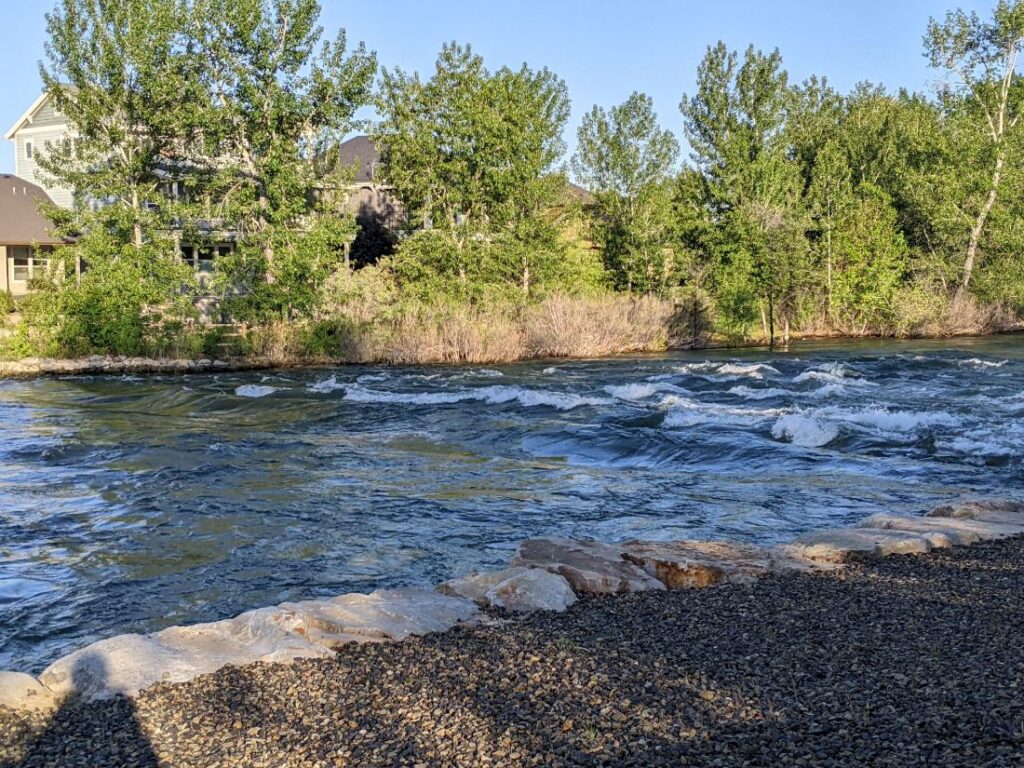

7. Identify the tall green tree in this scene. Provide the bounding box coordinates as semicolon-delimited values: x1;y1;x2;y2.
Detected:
925;0;1024;294
681;43;806;341
190;0;376;290
572;92;681;293
376;43;571;296
40;0;196;250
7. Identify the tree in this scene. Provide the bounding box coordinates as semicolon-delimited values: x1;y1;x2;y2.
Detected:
572;92;681;293
375;43;571;297
190;0;376;284
39;0;196;250
681;43;806;341
925;1;1024;294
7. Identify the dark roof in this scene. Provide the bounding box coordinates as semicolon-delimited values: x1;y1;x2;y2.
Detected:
0;175;63;245
336;135;381;184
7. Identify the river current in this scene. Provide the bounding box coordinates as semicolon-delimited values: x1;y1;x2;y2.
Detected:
2;336;1023;672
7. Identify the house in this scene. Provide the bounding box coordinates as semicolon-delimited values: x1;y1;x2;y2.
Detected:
0;175;66;296
3;93;75;209
329;135;407;266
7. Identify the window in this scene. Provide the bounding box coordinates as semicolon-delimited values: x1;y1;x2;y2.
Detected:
24;141;33;160
10;248;47;282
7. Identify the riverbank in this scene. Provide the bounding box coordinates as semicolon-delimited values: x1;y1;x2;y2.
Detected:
3;327;1024;380
3;522;1022;767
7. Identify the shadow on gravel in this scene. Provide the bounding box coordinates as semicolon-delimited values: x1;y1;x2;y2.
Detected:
8;654;158;768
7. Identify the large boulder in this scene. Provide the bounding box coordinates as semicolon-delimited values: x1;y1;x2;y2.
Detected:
928;499;1024;527
39;608;332;701
0;671;58;712
439;567;577;612
621;540;776;589
859;512;1024;544
510;538;665;594
280;588;479;647
786;528;936;563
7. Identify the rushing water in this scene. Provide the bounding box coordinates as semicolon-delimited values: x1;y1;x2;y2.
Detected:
2;336;1023;672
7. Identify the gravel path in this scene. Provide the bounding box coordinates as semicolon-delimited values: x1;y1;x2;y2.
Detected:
3;537;1023;768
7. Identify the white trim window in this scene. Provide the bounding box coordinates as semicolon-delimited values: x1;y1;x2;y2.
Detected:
24;141;33;160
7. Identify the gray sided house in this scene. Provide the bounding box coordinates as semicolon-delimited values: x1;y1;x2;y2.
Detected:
0;175;66;296
4;93;75;210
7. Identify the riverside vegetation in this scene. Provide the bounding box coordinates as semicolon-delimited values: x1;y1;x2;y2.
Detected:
2;0;1024;364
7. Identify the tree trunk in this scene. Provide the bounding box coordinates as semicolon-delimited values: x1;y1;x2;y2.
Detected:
131;189;143;249
522;259;530;296
768;295;775;348
259;187;274;283
959;151;1005;296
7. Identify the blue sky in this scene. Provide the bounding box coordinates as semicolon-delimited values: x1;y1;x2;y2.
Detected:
0;0;994;174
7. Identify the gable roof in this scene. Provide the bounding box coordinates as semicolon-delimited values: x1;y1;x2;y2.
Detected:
0;175;64;245
336;135;381;184
4;92;52;141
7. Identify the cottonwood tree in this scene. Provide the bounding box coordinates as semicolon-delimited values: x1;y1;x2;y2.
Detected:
190;0;376;298
572;92;680;294
40;0;196;250
681;43;806;341
926;1;1024;295
375;43;571;297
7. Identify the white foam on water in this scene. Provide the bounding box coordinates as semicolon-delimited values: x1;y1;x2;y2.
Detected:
604;382;688;401
959;358;1009;369
813;406;961;433
660;394;787;429
542;367;559;375
308;376;346;393
342;384;611;411
728;385;793;401
717;362;780;379
771;414;840;448
356;373;390;384
235;385;279;399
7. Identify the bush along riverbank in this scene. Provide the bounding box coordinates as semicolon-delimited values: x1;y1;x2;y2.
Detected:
1;498;1022;767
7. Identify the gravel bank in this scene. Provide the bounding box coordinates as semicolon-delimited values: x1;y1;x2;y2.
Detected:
3;536;1023;768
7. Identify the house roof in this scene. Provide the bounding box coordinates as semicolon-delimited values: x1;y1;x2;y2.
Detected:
0;175;64;245
336;135;381;184
4;92;51;141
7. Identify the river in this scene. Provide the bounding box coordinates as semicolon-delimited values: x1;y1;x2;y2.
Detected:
1;336;1022;672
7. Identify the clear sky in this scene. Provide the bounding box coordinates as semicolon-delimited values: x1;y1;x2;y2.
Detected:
0;0;994;174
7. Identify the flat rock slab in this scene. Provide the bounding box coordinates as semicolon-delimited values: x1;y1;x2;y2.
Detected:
39;609;332;701
511;538;665;594
0;671;58;712
788;528;937;563
439;568;577;612
621;540;775;589
281;588;479;646
860;512;1024;544
928;499;1024;527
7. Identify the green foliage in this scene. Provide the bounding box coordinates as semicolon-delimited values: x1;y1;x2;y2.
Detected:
21;238;196;356
573;92;681;293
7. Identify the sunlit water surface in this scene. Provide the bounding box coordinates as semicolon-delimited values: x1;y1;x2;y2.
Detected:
2;336;1023;671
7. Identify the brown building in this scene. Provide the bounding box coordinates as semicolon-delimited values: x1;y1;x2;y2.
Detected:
0;175;66;296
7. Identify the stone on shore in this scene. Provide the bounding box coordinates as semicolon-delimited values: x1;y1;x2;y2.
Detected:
928;499;1024;527
39;609;333;701
621;540;776;589
280;588;479;647
860;511;1024;544
0;671;58;712
787;527;936;563
439;567;577;612
511;538;665;594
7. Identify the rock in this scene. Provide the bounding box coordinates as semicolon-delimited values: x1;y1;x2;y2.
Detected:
928;499;1024;527
485;570;577;613
510;538;665;594
0;671;58;712
39;609;332;701
859;512;1024;544
621;540;776;589
787;528;936;563
439;567;577;612
281;588;479;647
